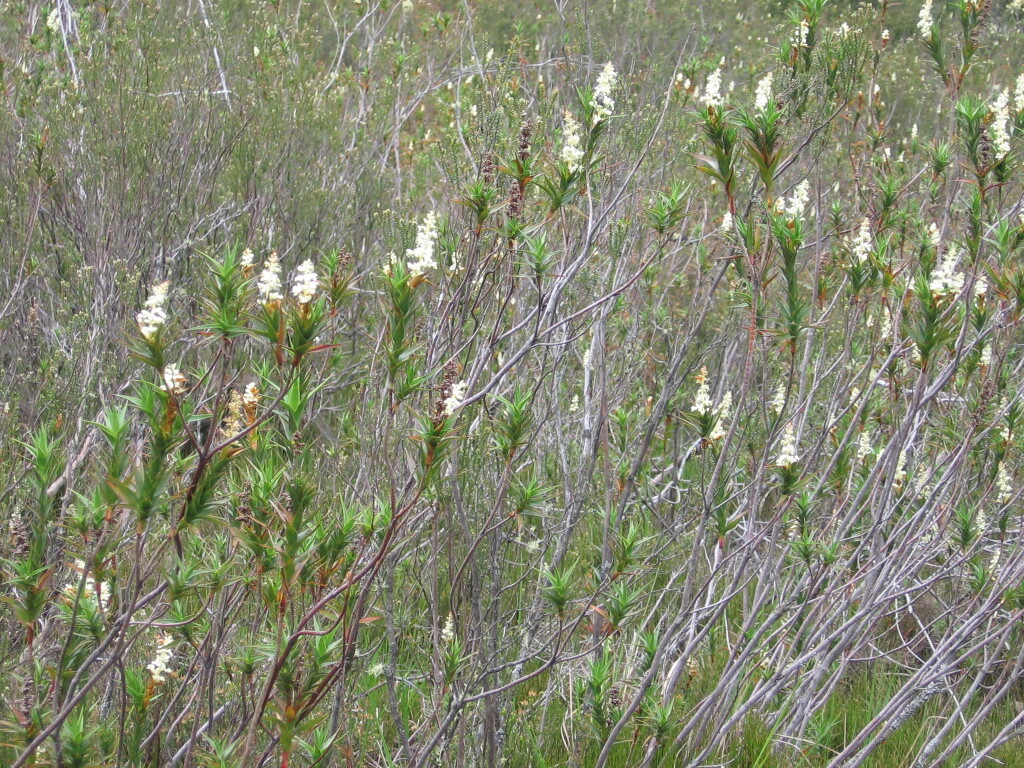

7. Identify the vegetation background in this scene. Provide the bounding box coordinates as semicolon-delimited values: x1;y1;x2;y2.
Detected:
2;0;1024;766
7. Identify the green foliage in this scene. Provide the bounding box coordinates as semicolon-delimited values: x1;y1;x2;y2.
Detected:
3;1;1024;766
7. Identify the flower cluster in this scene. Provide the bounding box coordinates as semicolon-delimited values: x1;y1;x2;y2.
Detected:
702;68;723;107
784;180;810;220
147;634;175;684
593;62;617;123
442;380;468;417
980;344;992;367
137;281;170;340
997;462;1013;503
856;432;874;463
242;382;260;418
440;612;456;644
561;111;584;172
257;252;283;304
407;212;439;276
990;89;1012;158
929;250;964;297
45;6;78;34
918;0;933;37
160;365;188;396
794;18;809;48
63;560;111;609
754;72;773;112
771;383;786;413
849;218;873;263
240;248;255;269
893;450;908;488
691;367;714;415
291;259;319;305
709;391;732;441
692;367;732;441
221;390;244;441
775;423;800;467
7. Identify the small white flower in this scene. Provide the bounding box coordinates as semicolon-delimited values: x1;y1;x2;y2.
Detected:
440;613;455;644
593;62;617;123
754;72;773;111
784;180;810;220
442;381;468;417
997;461;1013;503
561;111;584;172
257;253;283;304
702;68;723;107
691;367;714;415
929;249;964;297
708;391;732;441
991;89;1012;158
291;259;319;305
160;365;188;396
794;18;809;48
850;218;872;263
406;212;439;276
46;6;76;33
63;560;111;609
240;248;255;268
137;282;170;340
856;431;874;462
242;382;260;410
147;634;175;684
775;423;799;467
914;473;932;500
918;0;933;37
770;383;786;414
893;450;908;488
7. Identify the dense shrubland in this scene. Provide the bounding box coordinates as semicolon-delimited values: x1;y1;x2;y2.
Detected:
3;0;1024;766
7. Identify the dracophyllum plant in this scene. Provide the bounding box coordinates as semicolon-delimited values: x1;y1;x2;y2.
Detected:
538;63;618;217
5;244;356;768
737;74;785;202
696;69;740;215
